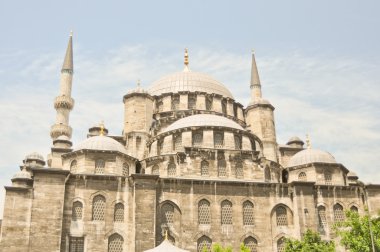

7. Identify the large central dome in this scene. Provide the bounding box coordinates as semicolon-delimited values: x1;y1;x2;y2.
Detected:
148;71;234;99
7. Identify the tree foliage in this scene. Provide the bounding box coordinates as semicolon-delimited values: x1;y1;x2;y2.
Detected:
284;229;335;252
201;243;251;252
335;210;380;252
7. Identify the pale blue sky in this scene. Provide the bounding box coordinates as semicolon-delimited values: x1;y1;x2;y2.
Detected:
0;0;379;217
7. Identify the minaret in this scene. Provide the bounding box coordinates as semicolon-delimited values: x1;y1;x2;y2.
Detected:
50;32;75;140
245;51;278;162
250;50;262;102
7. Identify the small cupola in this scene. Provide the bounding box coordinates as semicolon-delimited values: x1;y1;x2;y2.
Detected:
286;136;304;148
23;152;45;167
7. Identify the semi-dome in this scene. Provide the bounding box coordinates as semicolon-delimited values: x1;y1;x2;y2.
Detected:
149;71;234;99
164;114;244;133
74;135;128;155
287;148;337;167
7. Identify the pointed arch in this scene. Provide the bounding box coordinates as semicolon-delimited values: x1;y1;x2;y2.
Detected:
108;233;123;252
243;200;254;226
197;235;212;252
201;160;209;176
244;236;258;252
92;194;106;221
221;200;232;225
72;201;83;221
198;199;211;225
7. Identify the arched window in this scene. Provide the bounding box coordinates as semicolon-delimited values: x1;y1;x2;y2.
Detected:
114;203;124;222
161;203;174;225
108;233;123;252
197;236;212;252
188;95;196;109
95;159;105;174
167;163;176;177
92;195;106;221
214;132;224;148
72;201;83;221
235;161;243;178
173;134;182;151
221;200;232;225
282;170;288;183
217;159;227;177
276;206;288;226
221;100;227;115
264;167;271;182
198;199;211;225
244;236;258;252
350;206;358;212
201;160;209;176
234;135;241;150
298;172;307;181
136;136;141;151
122;163;129;176
317;205;327;234
192;132;203;147
334;203;344;223
70;160;77;173
171;96;180;110
324;171;332;185
277;237;285;252
206;96;213;111
243;201;254;226
69;237;84;252
152;165;159;175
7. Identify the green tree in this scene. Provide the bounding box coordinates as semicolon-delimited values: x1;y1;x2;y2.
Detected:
201;243;251;252
284;229;335;252
335;210;380;252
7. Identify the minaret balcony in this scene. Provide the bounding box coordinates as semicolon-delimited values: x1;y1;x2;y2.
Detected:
54;95;75;110
50;124;72;139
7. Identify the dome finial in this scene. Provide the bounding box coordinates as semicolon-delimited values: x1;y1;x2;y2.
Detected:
164;230;168;240
306;134;312;149
137;79;141;87
183;48;190;72
100;121;105;136
70;30;73;37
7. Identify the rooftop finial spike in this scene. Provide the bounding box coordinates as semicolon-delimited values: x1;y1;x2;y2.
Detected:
137;79;141;87
306;134;311;149
100;121;105;136
249;49;262;102
70;30;73;37
183;48;190;72
62;32;73;73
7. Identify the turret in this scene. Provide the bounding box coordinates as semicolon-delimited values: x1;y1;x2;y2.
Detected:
123;81;154;159
47;32;75;167
245;51;278;162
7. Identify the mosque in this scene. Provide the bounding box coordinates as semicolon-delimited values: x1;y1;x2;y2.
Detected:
1;33;379;252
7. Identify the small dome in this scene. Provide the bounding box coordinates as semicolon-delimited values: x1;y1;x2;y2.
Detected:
74;135;127;155
287;136;304;145
287;149;337;167
149;71;234;98
164;114;244;133
12;169;32;180
24;152;45;162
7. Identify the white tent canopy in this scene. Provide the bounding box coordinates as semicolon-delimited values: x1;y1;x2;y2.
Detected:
144;240;190;252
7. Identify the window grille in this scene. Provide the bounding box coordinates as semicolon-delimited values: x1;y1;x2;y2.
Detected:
192;132;203;147
244;237;257;252
264;167;271;182
162;203;174;225
152;165;159;175
214;132;224;148
72;201;83;221
218;159;227;177
114;203;124;222
276;206;288;226
92;195;106;221
198;199;211;225
201;160;209;176
108;233;123;252
136;136;141;150
171;96;180;110
317;206;327;234
188;95;196;109
334;204;344;223
298;172;307;181
95;159;105;174
324;172;332;185
206;96;213;111
122;163;129;176
197;236;212;252
221;200;232;225
350;206;358;212
174;134;182;151
167;163;176;177
277;237;285;252
69;237;84;252
235;161;243;178
70;160;77;173
243;201;254;226
234;135;241;150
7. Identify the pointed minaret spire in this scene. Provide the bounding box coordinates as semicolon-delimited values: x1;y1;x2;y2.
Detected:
50;32;75;141
250;50;262;102
183;48;190;72
61;31;73;73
